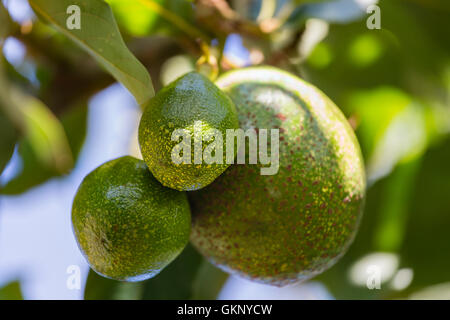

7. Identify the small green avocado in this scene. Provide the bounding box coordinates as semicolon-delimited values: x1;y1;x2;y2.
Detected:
189;67;366;286
72;156;191;282
138;71;239;191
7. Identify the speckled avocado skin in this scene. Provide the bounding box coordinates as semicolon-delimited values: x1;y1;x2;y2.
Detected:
72;156;191;282
138;71;239;191
189;67;366;286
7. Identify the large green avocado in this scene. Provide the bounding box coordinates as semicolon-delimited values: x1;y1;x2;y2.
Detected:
139;71;239;191
189;67;366;286
72;156;191;281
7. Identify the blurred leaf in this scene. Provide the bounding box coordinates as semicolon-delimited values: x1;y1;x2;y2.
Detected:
346;87;428;183
0;281;23;300
285;0;367;29
301;27;402;106
366;102;427;182
2;103;87;195
107;0;195;38
347;33;385;68
13;90;73;172
191;260;228;300
372;158;421;252
84;244;207;300
106;0;161;36
400;137;450;292
29;0;154;108
84;271;143;300
141;244;204;299
377;0;449;101
0;107;17;176
0;80;75;193
301;0;449;110
0;4;18;175
346;87;410;159
0;1;12;39
381;0;449;70
1;142;54;194
60;103;88;160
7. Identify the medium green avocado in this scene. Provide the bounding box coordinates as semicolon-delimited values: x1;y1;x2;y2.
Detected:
72;156;191;282
138;71;239;191
189;67;366;286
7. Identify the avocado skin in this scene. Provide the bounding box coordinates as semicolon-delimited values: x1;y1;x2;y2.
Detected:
189;67;366;286
72;156;191;282
138;71;239;191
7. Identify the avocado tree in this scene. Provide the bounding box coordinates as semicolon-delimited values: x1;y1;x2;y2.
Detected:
0;0;449;300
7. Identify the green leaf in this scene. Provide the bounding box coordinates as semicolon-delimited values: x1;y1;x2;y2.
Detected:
29;0;154;108
400;137;450;292
2;103;87;194
0;107;17;176
84;271;143;300
0;281;23;300
141;244;204;299
191;260;228;300
1;141;55;194
302;1;450;106
345;87;428;183
0;5;18;175
83;244;207;300
0;1;12;40
106;0;200;40
0;9;75;188
14;90;73;172
105;0;160;37
372;158;422;252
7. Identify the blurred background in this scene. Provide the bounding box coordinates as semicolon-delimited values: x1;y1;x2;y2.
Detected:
0;0;449;299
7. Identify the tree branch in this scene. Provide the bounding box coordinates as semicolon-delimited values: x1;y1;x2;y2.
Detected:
194;0;270;40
